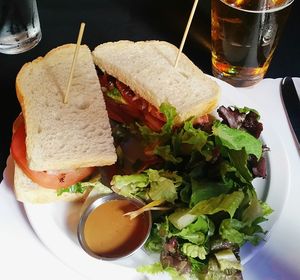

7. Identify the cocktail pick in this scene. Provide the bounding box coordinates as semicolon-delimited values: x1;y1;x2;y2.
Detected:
174;0;199;68
64;22;86;104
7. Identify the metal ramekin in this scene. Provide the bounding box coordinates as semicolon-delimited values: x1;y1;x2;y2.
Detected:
77;192;152;261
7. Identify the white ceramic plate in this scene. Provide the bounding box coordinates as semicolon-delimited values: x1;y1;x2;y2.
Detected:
23;78;291;280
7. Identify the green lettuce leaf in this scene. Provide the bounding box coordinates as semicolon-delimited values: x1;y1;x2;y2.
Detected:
204;255;243;280
181;243;207;259
56;175;110;196
57;183;89;196
144;222;166;252
214;249;242;271
154;145;182;164
137;262;163;274
111;169;182;203
261;201;273;216
241;189;263;225
212;121;262;159
171;216;210;245
110;173;149;198
175;229;206;246
236;106;260;119
219;219;247;246
137;102;177;143
228;149;253;183
188;257;207;277
160;102;177;134
190;179;233;207
219;218;264;246
106;87;126;104
219;161;238;186
168;208;198;230
148;175;178;203
146;169;182;203
190;191;245;218
137;262;186;280
180;120;208;153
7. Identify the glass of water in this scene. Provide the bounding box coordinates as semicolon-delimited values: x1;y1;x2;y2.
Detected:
0;0;42;55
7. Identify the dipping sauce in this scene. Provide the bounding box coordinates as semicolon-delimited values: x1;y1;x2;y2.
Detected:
82;198;150;258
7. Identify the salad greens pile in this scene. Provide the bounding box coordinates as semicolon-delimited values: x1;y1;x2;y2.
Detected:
110;103;272;279
58;102;272;279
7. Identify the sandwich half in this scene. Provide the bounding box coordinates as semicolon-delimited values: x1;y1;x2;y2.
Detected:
92;40;220;130
11;44;117;203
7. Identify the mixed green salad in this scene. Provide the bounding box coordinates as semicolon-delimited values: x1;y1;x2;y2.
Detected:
110;104;272;279
60;103;272;279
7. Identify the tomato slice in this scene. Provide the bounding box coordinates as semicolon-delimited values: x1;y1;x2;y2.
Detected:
107;109;129;124
116;80;148;111
144;113;165;132
11;121;95;189
120;103;142;119
104;97;135;124
99;73;115;91
194;114;210;125
100;73;166;131
115;80;136;104
147;104;166;122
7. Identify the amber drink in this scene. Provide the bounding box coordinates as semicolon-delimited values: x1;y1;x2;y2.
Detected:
211;0;294;87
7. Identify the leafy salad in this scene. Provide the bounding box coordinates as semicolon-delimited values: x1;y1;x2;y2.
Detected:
111;104;271;279
60;103;272;279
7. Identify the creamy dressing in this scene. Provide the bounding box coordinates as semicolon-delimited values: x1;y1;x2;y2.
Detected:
83;199;149;258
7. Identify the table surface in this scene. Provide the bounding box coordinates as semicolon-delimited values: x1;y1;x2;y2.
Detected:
0;0;299;177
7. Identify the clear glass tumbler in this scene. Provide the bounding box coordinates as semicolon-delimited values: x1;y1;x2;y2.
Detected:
211;0;294;87
0;0;42;54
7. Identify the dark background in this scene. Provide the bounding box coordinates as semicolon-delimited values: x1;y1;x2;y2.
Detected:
0;0;299;178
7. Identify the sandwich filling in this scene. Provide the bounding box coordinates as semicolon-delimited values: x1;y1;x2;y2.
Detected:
99;72;166;132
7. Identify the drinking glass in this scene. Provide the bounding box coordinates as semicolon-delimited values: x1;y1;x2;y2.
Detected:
0;0;42;55
211;0;294;87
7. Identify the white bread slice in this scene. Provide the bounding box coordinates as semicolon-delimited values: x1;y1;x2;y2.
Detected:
16;44;117;171
14;163;85;203
92;40;220;122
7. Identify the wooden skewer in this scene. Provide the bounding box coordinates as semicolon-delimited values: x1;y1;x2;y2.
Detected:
64;22;86;104
124;207;171;220
123;199;166;220
174;0;199;68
